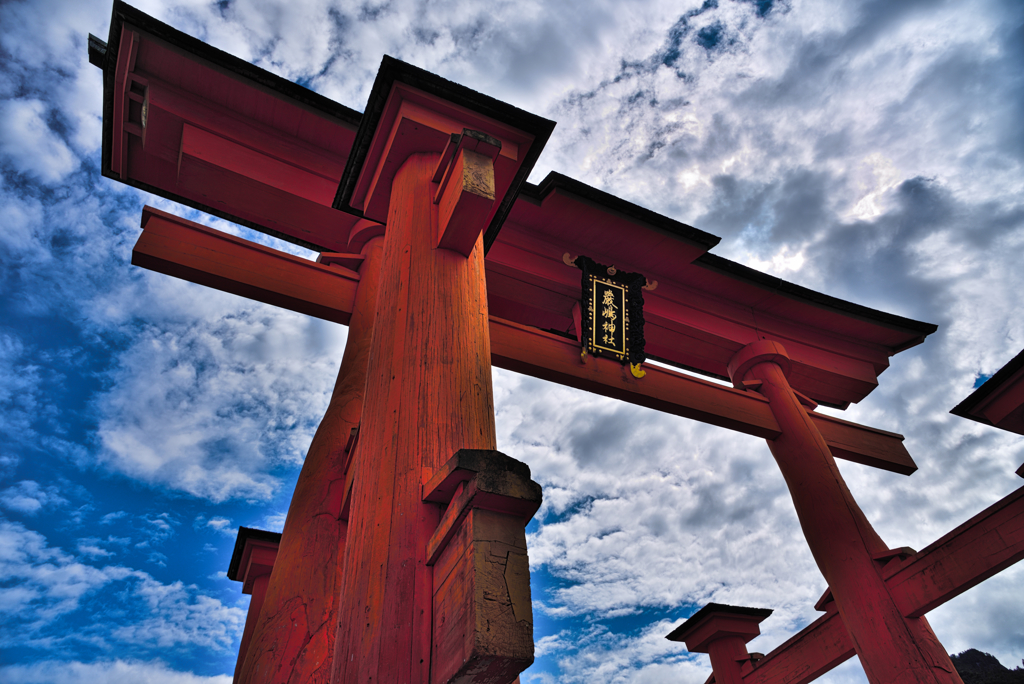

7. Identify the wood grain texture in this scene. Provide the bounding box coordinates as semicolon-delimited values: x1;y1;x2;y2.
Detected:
742;608;855;684
236;237;384;684
133;206;359;324
432;508;533;684
437;148;496;257
331;152;501;684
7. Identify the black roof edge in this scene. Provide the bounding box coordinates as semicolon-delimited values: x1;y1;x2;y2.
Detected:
226;526;282;581
518;171;721;250
333;55;556;254
100;1;361;127
88;34;107;67
950;346;1024;421
695;252;939;339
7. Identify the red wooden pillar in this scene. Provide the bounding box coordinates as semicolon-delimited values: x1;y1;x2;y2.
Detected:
331;151;499;683
728;340;961;684
666;604;772;684
227;528;281;684
237;237;385;684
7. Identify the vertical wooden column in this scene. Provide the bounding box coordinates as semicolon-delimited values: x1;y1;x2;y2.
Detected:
332;152;498;684
728;340;961;684
237;574;272;683
237;237;385;684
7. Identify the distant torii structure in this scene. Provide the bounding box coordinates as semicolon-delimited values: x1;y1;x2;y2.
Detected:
90;3;1023;684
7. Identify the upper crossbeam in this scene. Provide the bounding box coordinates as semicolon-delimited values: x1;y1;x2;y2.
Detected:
132;207;917;475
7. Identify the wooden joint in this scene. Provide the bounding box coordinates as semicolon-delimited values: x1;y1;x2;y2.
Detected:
434;132;499;255
794;390;818;410
317;252;365;272
813;587;835;612
423;449;542;566
736;378;816;407
727;340;792;386
431;129;502;187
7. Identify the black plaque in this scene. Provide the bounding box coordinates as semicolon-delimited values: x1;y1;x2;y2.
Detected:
577;255;646;371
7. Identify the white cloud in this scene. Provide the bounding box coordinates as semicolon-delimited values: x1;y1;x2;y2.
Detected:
194;515;235;536
114;576;243;651
100;511;128;525
95;295;347;502
258;510;288;533
0;99;78;183
0;659;232;684
0;519;137;627
77;538;116;559
0;518;244;654
0;481;67;515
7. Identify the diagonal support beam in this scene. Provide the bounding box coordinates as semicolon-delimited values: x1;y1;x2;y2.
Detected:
737;485;1024;684
130;208;917;475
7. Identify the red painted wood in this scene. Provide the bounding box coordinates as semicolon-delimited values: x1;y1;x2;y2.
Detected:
111;27;138;179
885;485;1024;617
332;153;498;684
708;636;753;684
490;318;916;474
485;229;888;407
436;148;496;256
109;18;932;408
132;206;359;324
236;237;384;684
236;573;272;684
731;340;961;684
146;76;348;181
349;86;535;225
742;608;855;684
736;486;1024;684
180;124;338;205
129;217;917;475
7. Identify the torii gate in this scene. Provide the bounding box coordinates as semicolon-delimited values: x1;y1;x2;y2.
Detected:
89;3;1023;684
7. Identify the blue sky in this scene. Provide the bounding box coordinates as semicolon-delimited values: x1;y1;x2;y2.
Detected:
1;0;1023;682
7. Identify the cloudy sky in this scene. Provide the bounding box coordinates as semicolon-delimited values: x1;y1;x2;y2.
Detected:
1;0;1023;682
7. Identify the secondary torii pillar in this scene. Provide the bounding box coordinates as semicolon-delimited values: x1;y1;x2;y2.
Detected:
728;340;961;684
227;527;282;683
329;58;553;684
666;604;772;684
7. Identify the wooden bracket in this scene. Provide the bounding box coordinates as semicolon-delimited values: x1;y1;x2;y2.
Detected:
423;449;542;684
423;451;541;545
434;130;501;256
423;449;541;566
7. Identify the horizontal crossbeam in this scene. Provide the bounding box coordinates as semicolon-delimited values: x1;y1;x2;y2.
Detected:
133;207;360;324
490;319;915;474
131;207;916;475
